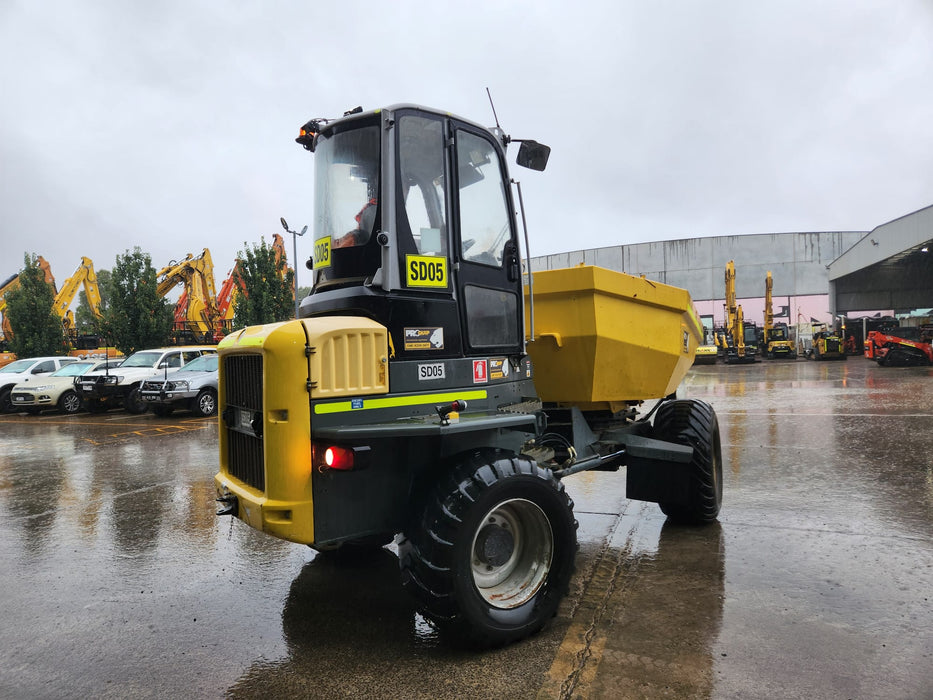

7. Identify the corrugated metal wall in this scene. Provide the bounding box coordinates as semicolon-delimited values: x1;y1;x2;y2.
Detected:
529;231;865;302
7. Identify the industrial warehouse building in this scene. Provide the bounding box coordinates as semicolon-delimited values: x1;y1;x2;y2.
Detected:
529;204;933;344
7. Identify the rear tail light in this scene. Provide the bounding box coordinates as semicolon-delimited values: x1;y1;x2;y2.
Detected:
325;446;354;470
313;443;371;472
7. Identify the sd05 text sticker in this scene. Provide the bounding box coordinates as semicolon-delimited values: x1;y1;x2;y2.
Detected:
313;236;332;269
406;254;448;288
417;363;446;380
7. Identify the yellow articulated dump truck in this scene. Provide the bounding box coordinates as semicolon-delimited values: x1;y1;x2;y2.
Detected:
215;104;722;648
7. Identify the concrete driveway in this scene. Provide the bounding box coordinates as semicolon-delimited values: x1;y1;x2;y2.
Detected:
0;356;930;698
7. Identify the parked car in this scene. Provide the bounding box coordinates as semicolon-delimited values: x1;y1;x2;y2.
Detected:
9;358;124;414
0;356;80;413
75;346;216;414
140;353;218;417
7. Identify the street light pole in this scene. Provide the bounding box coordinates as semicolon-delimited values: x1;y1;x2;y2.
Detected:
280;217;308;319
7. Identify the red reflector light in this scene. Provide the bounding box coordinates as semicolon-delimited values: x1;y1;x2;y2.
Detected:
324;446;354;470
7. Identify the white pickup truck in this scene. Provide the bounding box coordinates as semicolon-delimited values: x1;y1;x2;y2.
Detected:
75;346;215;413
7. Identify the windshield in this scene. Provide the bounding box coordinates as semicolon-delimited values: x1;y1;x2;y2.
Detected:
771;328;788;340
313;124;380;249
51;362;94;377
122;351;164;368
179;354;217;372
0;359;35;373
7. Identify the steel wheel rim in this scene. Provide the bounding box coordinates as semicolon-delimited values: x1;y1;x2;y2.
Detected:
470;498;553;609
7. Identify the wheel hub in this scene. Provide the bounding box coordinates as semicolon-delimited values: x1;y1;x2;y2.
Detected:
475;522;515;568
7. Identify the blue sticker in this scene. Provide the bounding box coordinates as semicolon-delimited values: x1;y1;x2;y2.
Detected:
351;398;364;409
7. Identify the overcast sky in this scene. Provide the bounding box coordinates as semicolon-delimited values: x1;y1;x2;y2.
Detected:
2;0;932;292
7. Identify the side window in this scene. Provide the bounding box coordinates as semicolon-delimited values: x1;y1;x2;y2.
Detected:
182;351;201;364
398;115;447;256
457;131;510;267
464;286;519;347
33;361;55;374
165;354;182;368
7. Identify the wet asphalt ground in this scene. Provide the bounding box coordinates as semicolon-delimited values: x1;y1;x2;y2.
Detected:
0;356;931;699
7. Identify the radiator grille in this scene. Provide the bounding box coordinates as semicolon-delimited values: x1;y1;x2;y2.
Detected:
228;429;265;492
224;355;263;410
224;354;265;492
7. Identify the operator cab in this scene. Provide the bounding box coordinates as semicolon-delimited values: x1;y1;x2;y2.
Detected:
296;104;547;361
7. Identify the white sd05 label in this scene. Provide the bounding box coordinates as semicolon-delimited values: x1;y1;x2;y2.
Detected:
417;363;446;380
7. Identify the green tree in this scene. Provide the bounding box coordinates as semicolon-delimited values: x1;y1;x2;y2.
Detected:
233;237;296;328
5;253;66;356
74;268;111;332
102;248;173;354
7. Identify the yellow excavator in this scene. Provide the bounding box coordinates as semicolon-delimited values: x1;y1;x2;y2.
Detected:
53;256;102;334
0;256;55;343
719;260;755;364
156;249;220;343
761;271;795;359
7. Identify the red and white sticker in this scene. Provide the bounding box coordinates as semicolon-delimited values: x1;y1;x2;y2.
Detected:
472;359;488;384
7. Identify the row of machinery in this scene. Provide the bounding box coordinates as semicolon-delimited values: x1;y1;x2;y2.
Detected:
0;235;290;356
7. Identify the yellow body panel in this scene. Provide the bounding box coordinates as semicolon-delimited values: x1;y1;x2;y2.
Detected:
303;316;389;399
215;316;389;545
524;266;702;407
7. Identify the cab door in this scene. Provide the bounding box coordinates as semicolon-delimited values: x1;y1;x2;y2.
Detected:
451;126;523;356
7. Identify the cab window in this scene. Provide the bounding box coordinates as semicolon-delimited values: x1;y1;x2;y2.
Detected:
311;122;381;285
457;131;510;267
398;114;448;256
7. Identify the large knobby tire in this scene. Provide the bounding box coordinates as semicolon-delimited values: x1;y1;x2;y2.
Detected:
57;390;82;415
399;449;577;648
192;388;217;417
123;386;148;414
653;399;723;524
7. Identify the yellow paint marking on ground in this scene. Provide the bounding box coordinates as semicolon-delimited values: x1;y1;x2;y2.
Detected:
79;422;213;446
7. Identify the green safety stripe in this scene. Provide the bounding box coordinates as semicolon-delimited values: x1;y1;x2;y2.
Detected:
314;389;488;415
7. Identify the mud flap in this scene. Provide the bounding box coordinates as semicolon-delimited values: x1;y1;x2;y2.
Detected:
623;434;693;505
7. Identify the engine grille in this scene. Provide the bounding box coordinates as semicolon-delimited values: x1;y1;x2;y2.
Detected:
224;355;263;410
224;354;265;492
228;429;265;492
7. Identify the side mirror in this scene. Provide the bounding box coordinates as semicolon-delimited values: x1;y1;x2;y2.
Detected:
516;140;551;172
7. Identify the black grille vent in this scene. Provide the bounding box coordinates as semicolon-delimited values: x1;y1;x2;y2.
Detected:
228;429;265;491
224;354;265;492
224;355;263;410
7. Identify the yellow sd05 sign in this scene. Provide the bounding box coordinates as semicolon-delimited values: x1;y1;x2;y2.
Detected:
406;255;448;288
312;236;332;269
